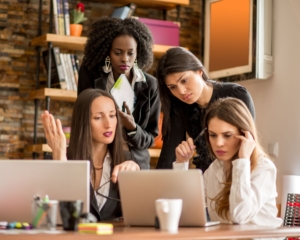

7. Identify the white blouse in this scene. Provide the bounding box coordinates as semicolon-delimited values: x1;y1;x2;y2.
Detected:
173;156;283;227
94;152;111;211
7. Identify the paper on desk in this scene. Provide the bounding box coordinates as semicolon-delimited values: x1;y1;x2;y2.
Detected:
110;74;134;112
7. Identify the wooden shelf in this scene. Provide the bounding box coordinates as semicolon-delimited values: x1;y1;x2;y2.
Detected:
148;148;161;158
27;144;161;158
29;88;77;102
153;44;177;56
31;34;87;51
102;0;189;9
27;144;52;153
31;34;178;56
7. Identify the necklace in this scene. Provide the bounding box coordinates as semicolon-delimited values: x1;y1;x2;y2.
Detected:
94;166;103;170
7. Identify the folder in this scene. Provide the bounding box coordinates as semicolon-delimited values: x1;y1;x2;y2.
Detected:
110;74;134;112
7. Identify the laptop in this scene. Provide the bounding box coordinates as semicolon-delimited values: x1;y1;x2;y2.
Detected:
0;160;90;224
118;169;220;227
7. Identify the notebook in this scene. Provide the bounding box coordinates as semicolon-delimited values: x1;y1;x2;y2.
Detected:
110;74;134;112
0;160;90;224
118;169;220;227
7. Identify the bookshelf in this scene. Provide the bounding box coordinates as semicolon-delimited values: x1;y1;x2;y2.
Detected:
101;0;189;9
29;88;77;102
29;0;189;159
31;34;179;57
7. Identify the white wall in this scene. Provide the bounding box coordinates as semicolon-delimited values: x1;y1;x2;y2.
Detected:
239;0;300;203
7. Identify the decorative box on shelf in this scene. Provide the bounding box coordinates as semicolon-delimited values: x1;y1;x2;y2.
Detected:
136;17;180;46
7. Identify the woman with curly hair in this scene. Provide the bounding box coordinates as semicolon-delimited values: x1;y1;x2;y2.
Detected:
78;17;160;169
173;98;282;227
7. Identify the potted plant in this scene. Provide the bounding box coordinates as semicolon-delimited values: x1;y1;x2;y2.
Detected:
69;2;88;36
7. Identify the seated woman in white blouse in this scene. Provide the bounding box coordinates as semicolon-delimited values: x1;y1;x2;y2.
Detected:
41;89;140;221
173;97;282;227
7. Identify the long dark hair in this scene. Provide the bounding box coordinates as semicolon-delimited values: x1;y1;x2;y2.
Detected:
203;97;266;220
83;17;153;71
67;89;125;173
156;47;211;139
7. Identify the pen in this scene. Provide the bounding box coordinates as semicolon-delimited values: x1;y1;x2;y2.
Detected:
194;127;207;144
193;128;207;158
32;195;49;228
122;101;126;112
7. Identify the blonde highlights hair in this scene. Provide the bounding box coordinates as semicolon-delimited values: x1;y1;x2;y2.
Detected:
204;97;267;220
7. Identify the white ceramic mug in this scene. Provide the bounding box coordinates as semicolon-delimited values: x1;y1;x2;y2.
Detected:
155;199;182;233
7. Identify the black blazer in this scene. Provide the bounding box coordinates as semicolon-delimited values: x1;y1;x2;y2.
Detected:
78;65;160;169
90;182;122;221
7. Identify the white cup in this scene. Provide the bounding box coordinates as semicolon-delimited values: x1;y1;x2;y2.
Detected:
155;199;182;233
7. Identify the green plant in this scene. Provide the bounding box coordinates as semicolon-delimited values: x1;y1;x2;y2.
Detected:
70;2;87;24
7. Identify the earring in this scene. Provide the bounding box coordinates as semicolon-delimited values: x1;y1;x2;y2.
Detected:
104;56;111;73
134;59;138;68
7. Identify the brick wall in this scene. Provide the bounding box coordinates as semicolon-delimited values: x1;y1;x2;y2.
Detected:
0;0;203;159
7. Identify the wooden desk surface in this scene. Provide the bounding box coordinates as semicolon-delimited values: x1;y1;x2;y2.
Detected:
1;223;300;239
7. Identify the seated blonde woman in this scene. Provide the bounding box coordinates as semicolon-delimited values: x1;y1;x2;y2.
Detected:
173;97;282;227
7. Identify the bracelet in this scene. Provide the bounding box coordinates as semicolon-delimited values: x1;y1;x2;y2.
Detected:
127;125;137;136
127;130;137;136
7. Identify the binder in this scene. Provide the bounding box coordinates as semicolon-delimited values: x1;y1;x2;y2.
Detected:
110;74;134;112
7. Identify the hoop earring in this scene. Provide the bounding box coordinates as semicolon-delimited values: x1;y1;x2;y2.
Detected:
104;56;111;73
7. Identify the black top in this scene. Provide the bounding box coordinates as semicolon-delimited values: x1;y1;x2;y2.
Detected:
78;65;160;169
90;181;122;221
156;81;255;172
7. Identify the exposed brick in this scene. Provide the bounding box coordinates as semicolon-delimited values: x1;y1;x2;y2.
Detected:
1;0;202;159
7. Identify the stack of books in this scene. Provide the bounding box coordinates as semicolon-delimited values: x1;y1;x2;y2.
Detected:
284;193;300;227
52;0;70;35
78;223;113;235
43;47;80;91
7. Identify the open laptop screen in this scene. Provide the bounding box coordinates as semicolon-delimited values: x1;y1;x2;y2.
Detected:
118;169;219;227
0;160;90;223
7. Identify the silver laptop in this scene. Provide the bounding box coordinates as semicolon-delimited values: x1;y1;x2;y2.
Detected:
0;160;90;223
118;169;220;227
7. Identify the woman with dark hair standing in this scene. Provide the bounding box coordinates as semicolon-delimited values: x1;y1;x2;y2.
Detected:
156;47;255;172
78;17;160;169
41;89;140;221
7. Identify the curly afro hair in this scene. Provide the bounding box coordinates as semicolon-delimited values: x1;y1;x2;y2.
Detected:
83;17;154;71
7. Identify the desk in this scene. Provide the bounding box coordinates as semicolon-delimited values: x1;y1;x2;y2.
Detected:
1;223;300;240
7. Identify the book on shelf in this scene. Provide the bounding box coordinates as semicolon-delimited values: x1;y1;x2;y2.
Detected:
58;52;70;89
52;0;59;34
42;47;67;90
62;0;70;35
57;0;65;35
66;54;77;91
70;54;79;87
111;3;137;19
73;54;81;71
56;53;78;91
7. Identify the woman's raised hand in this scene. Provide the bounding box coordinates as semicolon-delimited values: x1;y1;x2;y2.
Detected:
118;101;136;131
175;137;196;163
235;130;256;159
111;160;140;183
41;110;67;161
